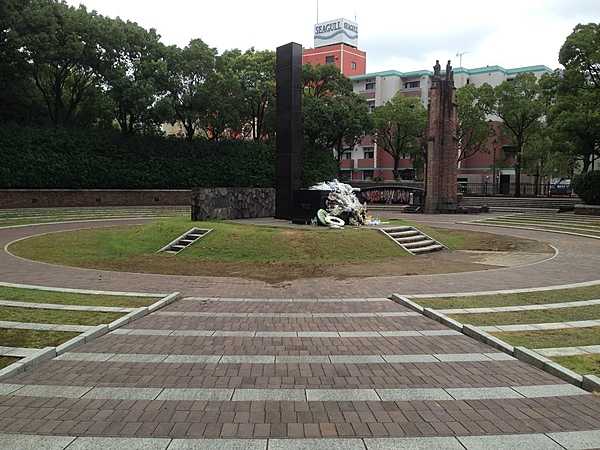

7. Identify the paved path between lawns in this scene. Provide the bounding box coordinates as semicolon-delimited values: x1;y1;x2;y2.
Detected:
2;296;600;449
1;215;600;297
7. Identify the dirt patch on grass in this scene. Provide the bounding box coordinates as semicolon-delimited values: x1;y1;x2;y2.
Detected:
66;252;499;283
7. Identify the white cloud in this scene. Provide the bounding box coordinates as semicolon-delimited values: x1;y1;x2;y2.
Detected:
67;0;599;72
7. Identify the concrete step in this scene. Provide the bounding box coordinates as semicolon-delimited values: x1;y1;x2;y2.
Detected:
179;239;194;244
411;244;444;254
396;235;426;243
403;239;435;249
388;230;419;238
383;226;412;233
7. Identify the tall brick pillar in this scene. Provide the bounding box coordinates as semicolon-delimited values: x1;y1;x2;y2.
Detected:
424;60;458;214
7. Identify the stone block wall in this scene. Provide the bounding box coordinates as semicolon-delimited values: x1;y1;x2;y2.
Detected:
191;188;275;221
0;189;191;209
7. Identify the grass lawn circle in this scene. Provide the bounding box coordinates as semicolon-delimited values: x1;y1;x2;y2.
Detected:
8;218;553;283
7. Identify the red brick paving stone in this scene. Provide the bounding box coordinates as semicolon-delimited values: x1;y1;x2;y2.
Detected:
253;423;270;438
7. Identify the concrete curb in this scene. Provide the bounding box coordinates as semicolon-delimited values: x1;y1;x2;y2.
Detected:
0;292;180;381
583;375;600;393
394;296;598;393
514;347;583;387
462;325;514;354
390;294;424;313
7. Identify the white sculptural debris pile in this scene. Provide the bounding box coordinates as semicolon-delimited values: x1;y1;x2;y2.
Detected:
310;179;368;226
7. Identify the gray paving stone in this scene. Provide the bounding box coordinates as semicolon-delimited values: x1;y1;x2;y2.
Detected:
212;331;255;337
126;329;173;336
0;383;23;395
169;439;267;450
163;355;222;364
458;433;563;450
68;437;170;450
434;353;490;362
378;331;422;337
485;352;516;361
376;388;452;401
109;353;167;363
109;328;131;335
157;388;233;401
254;331;297;337
306;388;379;401
549;429;600;449
365;437;464;450
383;354;438;363
0;434;75;450
17;384;91;398
420;330;461;336
329;355;385;364
220;355;274;364
583;374;600;392
56;352;114;362
83;387;162;400
511;384;589;398
275;355;331;363
232;388;305;401
170;330;213;336
297;331;339;337
339;331;381;337
270;439;365;450
446;387;523;400
0;346;38;357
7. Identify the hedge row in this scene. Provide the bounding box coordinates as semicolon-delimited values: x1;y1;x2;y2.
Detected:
0;125;278;189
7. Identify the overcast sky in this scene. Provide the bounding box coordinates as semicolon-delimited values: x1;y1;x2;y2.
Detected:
67;0;599;73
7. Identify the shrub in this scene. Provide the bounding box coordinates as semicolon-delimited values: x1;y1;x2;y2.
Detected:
573;170;600;205
0;125;275;189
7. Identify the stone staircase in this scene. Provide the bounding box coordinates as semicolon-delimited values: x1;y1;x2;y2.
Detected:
158;227;212;254
379;226;445;255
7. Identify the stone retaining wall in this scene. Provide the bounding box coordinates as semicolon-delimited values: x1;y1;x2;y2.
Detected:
191;188;275;221
0;189;191;209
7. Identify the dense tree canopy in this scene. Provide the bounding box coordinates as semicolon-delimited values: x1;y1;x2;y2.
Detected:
372;94;427;180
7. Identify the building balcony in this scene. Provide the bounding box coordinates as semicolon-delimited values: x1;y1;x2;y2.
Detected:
340;159;354;169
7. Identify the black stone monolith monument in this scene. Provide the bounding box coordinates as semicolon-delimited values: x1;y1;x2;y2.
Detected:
275;42;303;220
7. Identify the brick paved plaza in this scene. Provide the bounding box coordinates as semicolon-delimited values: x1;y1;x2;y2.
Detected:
1;217;600;448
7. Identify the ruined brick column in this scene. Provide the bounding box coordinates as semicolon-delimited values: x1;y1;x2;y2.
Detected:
424;60;458;214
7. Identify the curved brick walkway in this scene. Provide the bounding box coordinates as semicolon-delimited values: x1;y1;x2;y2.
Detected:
1;216;599;297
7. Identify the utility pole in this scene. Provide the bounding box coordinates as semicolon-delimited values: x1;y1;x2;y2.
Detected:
316;0;319;23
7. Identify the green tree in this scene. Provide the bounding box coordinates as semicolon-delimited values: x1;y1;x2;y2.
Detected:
456;84;491;163
10;0;112;126
372;94;427;180
304;93;371;177
201;71;243;141
164;39;217;141
541;70;600;173
103;19;169;134
302;63;353;97
480;73;546;197
219;49;276;140
559;23;600;90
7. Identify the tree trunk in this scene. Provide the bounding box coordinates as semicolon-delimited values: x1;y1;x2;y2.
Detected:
514;141;522;198
393;156;400;180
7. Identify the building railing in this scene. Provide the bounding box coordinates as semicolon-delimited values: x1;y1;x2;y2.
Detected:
459;182;574;197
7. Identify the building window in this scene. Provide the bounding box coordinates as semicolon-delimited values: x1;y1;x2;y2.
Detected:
343;152;352;160
404;81;420;89
367;100;375;113
362;170;374;181
365;81;376;91
351;61;357;70
362;147;374;159
325;55;335;64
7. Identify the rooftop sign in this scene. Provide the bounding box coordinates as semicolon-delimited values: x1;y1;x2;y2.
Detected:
314;18;358;48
